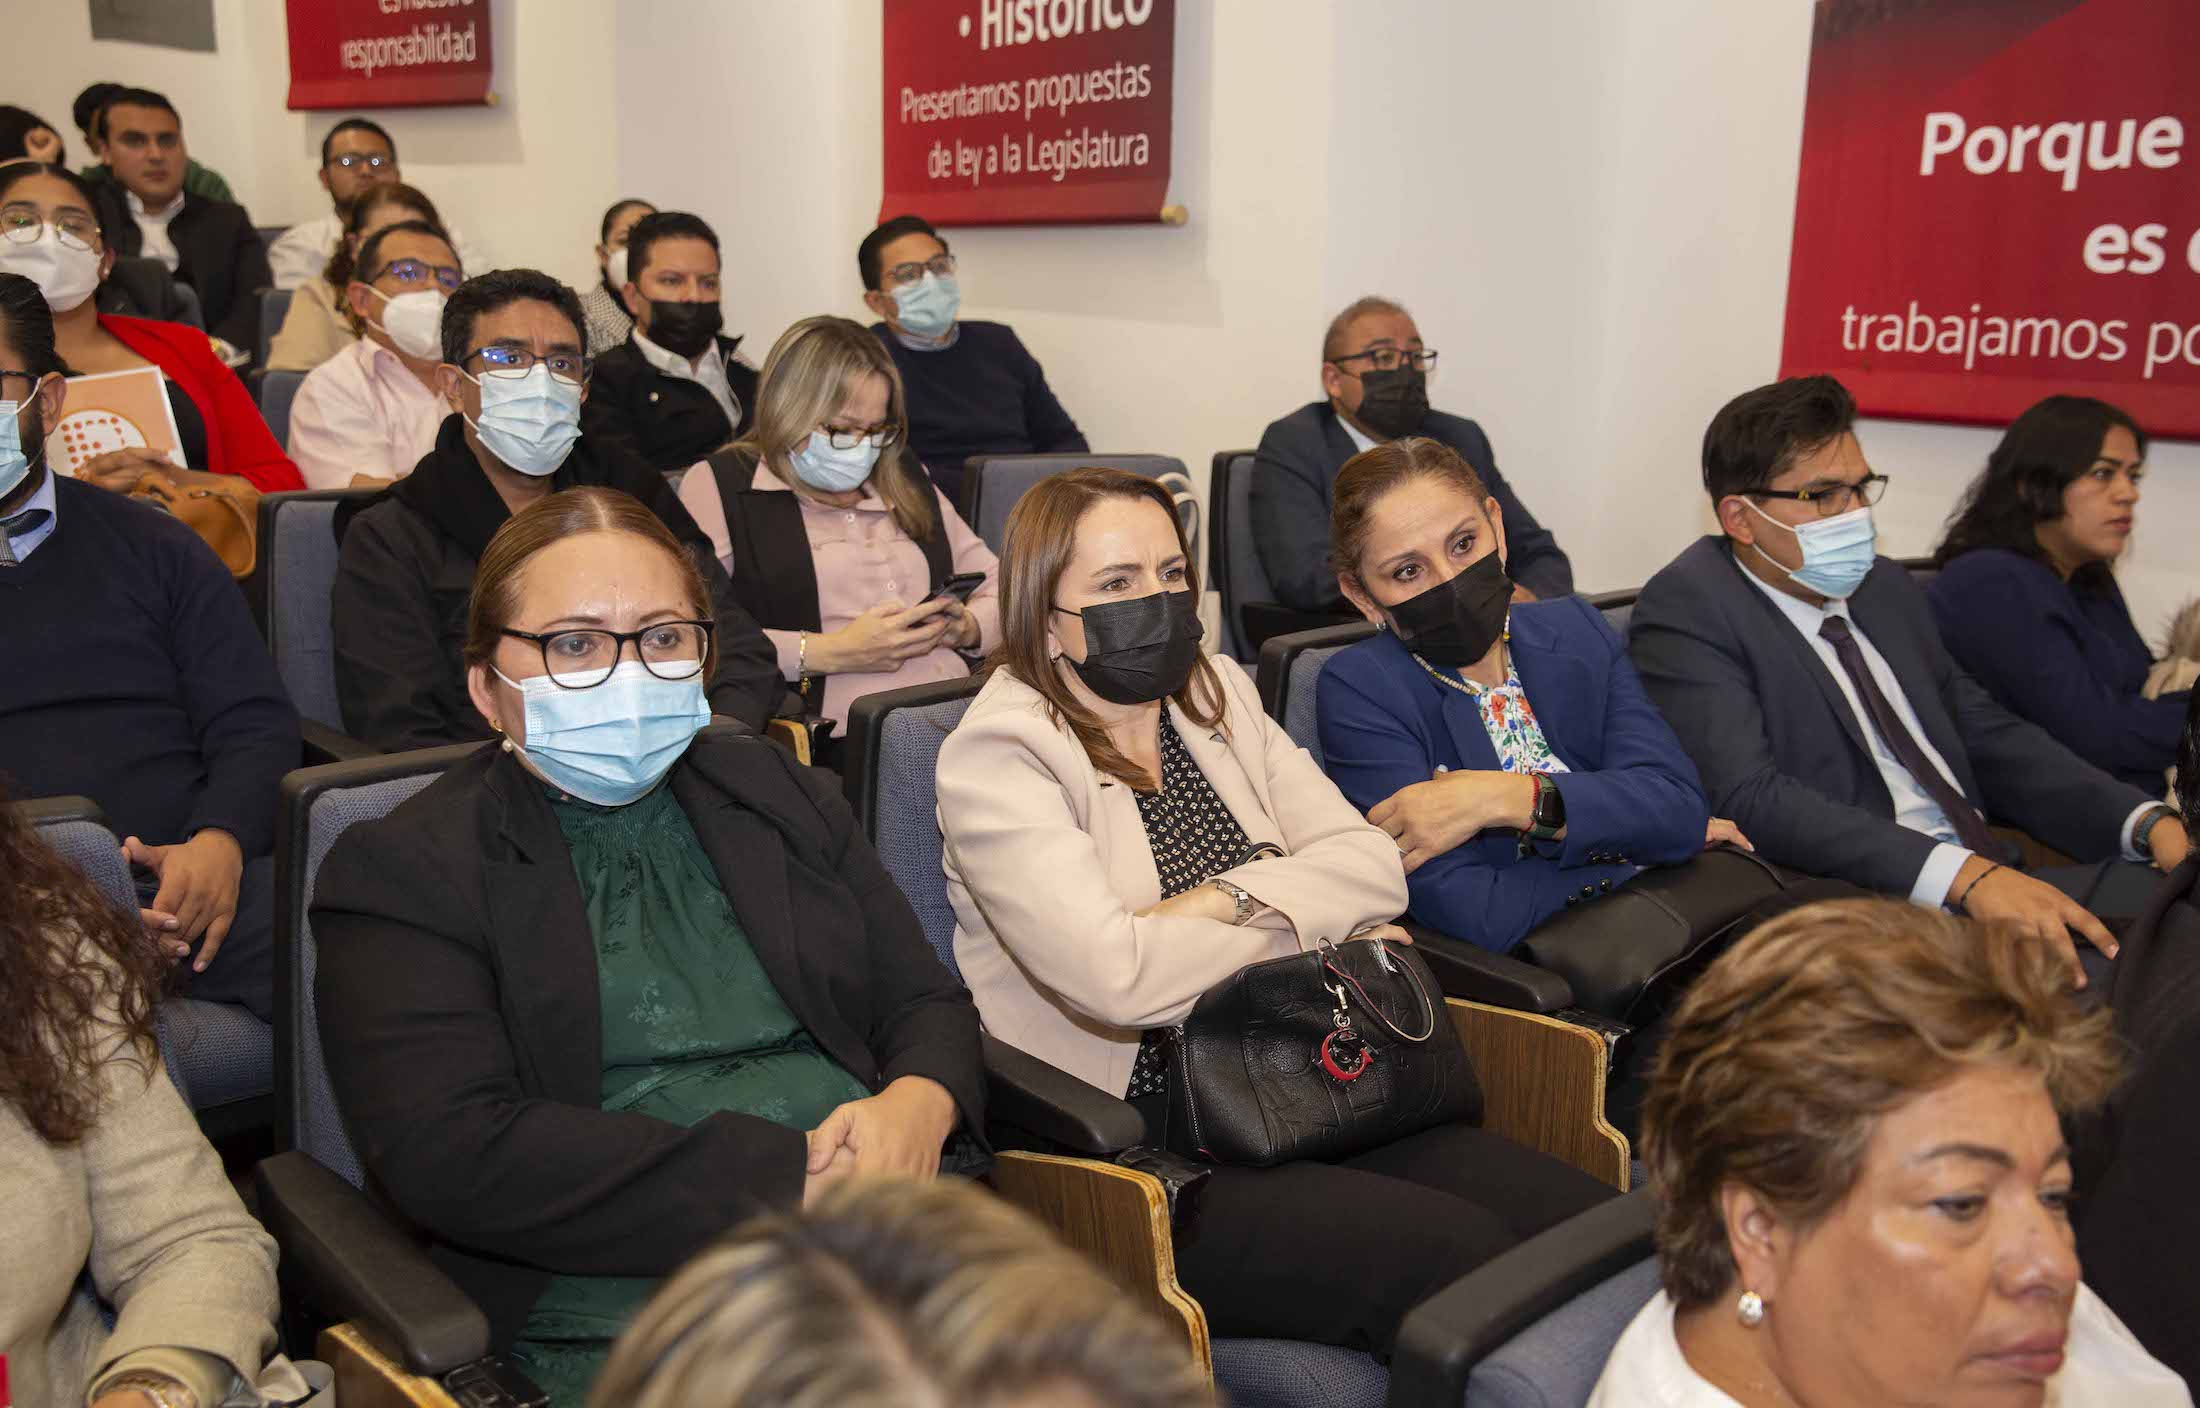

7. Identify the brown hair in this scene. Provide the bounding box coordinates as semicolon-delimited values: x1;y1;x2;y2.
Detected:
324;181;447;329
1643;899;2121;1310
1328;435;1492;591
591;1178;1213;1408
0;787;165;1144
735;315;936;543
464;487;717;682
991;467;1224;789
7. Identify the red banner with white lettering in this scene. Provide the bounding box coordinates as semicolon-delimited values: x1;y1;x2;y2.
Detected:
284;0;493;110
1779;0;2199;437
881;0;1175;227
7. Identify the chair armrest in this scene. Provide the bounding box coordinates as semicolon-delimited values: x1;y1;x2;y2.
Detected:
1447;999;1630;1190
988;1152;1212;1379
255;1152;490;1376
1389;1188;1657;1408
301;720;381;766
764;717;813;767
982;1033;1146;1155
1404;921;1575;1012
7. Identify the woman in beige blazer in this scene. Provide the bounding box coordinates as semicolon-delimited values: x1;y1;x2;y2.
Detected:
937;468;1614;1356
2;797;292;1408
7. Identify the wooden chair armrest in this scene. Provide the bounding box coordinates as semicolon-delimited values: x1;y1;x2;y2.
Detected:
987;1150;1212;1379
1447;998;1630;1190
765;716;813;767
320;1324;460;1408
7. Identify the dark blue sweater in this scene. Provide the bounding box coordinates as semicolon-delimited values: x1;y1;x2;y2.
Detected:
872;320;1087;506
0;476;298;856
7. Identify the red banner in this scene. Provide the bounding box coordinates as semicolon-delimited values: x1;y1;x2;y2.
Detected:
880;0;1175;227
1779;0;2199;438
284;0;493;111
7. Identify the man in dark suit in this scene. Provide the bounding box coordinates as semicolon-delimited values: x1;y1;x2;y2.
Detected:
579;211;758;475
1628;374;2187;984
87;89;268;353
1251;296;1572;622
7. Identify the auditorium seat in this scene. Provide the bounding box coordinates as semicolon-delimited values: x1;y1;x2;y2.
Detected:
17;795;273;1138
257;287;293;369
1586;588;1637;636
961;452;1199;568
259;369;306;451
1209;449;1356;663
253;489;380;764
842;677;1630;1407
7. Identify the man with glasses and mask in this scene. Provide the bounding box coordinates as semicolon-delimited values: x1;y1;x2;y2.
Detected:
580;211;757;476
331;267;780;753
267;118;486;291
1250;296;1572;634
858;213;1086;507
1629;374;2187;988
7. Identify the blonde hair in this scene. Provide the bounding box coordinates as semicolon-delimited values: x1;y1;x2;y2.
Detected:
590;1178;1213;1408
736;314;937;543
1643;899;2121;1310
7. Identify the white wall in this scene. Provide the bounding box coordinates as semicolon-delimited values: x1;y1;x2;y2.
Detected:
4;0;618;286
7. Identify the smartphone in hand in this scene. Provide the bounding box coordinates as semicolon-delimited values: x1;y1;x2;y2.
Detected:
922;571;989;606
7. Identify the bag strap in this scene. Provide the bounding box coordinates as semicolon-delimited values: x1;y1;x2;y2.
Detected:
1319;939;1438;1043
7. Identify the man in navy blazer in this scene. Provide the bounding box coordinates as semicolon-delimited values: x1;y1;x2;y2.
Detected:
1251;297;1573;617
1628;375;2187;984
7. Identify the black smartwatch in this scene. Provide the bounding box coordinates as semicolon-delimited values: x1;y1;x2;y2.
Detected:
1525;772;1566;840
2134;803;2178;861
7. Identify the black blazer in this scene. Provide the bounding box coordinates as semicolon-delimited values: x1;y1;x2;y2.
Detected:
96;255;195;326
1627;536;2150;896
91;184;269;351
1249;401;1574;611
578;333;758;474
311;731;988;1349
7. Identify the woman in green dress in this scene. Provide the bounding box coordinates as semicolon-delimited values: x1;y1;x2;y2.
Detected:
313;486;986;1404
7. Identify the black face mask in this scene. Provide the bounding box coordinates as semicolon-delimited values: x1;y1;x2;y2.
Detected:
1388;551;1511;667
1057;589;1204;705
1351;366;1430;439
645;299;724;359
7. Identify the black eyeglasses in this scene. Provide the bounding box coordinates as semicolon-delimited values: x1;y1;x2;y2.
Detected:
1330;345;1439;374
818;422;904;450
366;257;464;294
1750;474;1890;518
497;621;713;689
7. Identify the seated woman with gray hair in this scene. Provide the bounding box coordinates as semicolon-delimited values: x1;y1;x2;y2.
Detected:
1591;898;2191;1407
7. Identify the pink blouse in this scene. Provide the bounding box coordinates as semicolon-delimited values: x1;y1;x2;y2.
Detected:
677;456;1001;728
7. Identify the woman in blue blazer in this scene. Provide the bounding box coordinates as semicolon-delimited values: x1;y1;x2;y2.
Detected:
1930;396;2186;795
1316;437;1734;953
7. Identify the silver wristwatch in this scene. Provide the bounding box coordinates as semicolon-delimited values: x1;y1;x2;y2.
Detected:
1209;877;1256;925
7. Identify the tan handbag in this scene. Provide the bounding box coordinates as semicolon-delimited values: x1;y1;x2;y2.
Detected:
126;470;259;579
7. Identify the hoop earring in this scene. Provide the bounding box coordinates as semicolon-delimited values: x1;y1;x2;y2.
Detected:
1736;1290;1765;1328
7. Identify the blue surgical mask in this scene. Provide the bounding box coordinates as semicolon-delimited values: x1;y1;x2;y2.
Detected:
494;659;711;806
891;272;960;341
462;365;583;477
1745;501;1876;600
789;430;882;493
0;389;47;501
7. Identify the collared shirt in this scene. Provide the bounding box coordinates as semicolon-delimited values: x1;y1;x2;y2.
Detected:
1738;554;2151;904
126;189;185;272
631;328;743;433
0;468;60;561
1340;414;1379;454
266;211;488;291
674;458;1000;729
286;336;447;489
1414;651;1572;776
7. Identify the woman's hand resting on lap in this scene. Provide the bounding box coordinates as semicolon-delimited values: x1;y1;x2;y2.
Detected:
1704;818;1753;851
804;1075;959;1194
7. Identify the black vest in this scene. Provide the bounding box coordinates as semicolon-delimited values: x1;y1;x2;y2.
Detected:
706;448;953;635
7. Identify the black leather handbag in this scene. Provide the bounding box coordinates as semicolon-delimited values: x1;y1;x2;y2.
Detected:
1163;937;1482;1167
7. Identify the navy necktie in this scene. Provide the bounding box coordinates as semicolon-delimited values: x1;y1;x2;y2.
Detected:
0;506;50;567
1818;614;1998;855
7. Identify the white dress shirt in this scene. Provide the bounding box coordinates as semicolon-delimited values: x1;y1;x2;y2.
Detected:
1739;559;2153;905
266;211;488;291
1587;1286;2191;1407
631;327;743;433
285;337;447;489
126;189;185;272
1341;413;1379;453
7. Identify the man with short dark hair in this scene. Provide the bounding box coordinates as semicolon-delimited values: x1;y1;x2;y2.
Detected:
1249;296;1572;634
266;117;486;290
72;80;235;203
85;88;268;350
858;213;1085;506
578;211;757;475
332;268;781;752
1628;373;2188;984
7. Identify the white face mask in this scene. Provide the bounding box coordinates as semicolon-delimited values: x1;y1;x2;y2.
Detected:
367;287;446;362
0;226;102;313
789;430;882;493
460;364;583;477
605;246;629;290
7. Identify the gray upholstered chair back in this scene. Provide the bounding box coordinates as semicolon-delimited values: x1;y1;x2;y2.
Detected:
866;694;977;972
1213;452;1270;663
286;771;443;1187
1600;602;1633;634
261;491;363;731
259;370;307;453
1464;1257;1660;1407
257;288;293;368
962;453;1194;561
169;278;204;333
1586;589;1638;638
1280;644;1353;769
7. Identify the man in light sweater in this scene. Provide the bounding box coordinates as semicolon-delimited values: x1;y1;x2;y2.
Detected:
267;117;485;290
